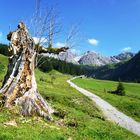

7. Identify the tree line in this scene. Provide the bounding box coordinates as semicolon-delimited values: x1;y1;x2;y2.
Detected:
38;56;94;76
0;44;9;56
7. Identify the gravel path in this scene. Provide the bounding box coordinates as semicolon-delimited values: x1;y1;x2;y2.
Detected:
67;77;140;137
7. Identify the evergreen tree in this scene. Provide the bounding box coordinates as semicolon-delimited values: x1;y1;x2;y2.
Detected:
115;82;125;96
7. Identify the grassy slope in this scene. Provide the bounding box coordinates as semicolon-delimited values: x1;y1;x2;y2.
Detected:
0;54;139;140
73;78;140;122
0;54;8;84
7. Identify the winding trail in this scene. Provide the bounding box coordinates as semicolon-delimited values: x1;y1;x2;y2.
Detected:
67;77;140;137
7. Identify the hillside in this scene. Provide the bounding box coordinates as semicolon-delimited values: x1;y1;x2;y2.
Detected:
93;51;140;82
0;54;139;139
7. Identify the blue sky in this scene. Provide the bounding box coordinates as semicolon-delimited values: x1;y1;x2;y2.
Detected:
0;0;140;56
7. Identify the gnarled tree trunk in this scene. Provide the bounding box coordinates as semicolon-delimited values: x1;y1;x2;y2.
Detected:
0;22;58;120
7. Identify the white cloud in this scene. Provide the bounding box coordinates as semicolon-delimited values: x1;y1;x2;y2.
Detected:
88;38;99;46
121;47;132;52
55;42;66;48
33;37;48;45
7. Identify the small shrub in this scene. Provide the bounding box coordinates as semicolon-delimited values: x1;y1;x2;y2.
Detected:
108;82;125;96
115;82;125;96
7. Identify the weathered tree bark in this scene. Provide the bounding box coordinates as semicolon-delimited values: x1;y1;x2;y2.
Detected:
0;22;68;120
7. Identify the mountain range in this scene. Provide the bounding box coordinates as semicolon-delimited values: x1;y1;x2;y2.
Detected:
43;51;135;66
0;43;138;82
0;43;134;66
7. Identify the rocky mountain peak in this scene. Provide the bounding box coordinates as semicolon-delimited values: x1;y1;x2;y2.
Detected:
42;50;135;66
112;52;135;61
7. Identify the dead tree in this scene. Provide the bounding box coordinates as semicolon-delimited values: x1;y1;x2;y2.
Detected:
29;0;62;67
0;22;68;120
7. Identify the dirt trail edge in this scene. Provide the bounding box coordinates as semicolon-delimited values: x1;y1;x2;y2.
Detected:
67;77;140;137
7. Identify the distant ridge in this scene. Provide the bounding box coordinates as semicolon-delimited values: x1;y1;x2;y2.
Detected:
43;50;135;66
93;51;140;82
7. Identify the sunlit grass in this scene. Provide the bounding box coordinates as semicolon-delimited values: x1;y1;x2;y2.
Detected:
73;78;140;122
0;54;139;140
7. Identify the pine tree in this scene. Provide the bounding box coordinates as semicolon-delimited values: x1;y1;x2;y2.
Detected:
115;82;125;96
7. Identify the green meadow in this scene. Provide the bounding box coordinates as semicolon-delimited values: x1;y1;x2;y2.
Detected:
0;54;139;140
73;77;140;122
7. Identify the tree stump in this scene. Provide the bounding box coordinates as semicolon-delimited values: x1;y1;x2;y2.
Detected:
0;22;68;120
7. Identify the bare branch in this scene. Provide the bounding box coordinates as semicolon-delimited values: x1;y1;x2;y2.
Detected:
65;23;80;49
29;0;61;48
